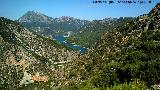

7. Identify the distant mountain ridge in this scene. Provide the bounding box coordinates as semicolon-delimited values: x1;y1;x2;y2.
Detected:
18;11;90;36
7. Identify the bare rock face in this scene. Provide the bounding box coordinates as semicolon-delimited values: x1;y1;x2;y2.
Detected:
20;71;34;86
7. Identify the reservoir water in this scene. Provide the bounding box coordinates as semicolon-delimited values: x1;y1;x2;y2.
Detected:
53;35;88;54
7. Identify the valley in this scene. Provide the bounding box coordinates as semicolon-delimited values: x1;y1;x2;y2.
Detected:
0;2;160;90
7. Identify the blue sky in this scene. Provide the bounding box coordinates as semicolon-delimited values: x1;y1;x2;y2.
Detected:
0;0;159;20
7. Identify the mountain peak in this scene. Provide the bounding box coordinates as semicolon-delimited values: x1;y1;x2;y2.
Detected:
26;10;42;15
18;10;53;23
55;16;78;22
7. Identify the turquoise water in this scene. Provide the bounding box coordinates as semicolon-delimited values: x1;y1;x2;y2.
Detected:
53;35;88;54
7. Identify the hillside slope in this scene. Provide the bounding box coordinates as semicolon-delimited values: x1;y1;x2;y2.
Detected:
0;17;79;90
58;3;160;90
67;17;135;48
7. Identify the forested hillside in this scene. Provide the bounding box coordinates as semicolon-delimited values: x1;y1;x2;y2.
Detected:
67;17;135;48
57;3;160;90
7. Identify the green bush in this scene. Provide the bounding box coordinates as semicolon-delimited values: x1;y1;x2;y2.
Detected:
107;80;148;90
